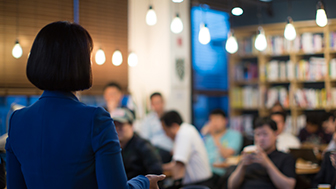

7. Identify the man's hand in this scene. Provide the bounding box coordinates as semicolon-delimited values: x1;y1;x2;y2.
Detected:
239;151;254;167
146;174;166;189
250;146;271;168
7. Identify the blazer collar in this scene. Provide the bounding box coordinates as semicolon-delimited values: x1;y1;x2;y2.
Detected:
40;90;79;102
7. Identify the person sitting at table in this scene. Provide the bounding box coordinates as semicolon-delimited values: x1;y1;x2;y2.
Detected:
203;109;242;176
111;108;163;180
228;117;296;189
161;111;213;189
270;111;300;152
298;113;332;145
322;112;336;152
311;151;336;188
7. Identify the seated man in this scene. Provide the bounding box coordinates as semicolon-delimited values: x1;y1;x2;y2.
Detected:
270;111;300;152
228;117;296;189
204;109;242;176
103;82;135;114
299;114;332;145
138;92;173;163
161;111;213;188
111;108;162;180
312;151;336;187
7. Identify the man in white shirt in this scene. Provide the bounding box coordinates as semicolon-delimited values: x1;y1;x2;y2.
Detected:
160;111;213;189
138;92;173;163
270;111;300;152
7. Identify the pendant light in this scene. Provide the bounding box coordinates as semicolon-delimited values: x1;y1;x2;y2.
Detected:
146;5;157;26
171;13;183;34
112;50;123;66
198;23;211;45
225;31;238;54
284;17;296;41
231;1;243;16
128;52;138;67
255;26;267;51
95;48;106;65
12;40;23;59
172;0;183;2
316;1;328;27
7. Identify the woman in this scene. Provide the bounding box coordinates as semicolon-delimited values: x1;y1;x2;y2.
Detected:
5;21;165;189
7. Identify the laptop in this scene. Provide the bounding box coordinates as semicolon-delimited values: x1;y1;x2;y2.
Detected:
289;148;319;164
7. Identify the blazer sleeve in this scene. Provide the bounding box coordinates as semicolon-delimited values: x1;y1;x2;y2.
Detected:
91;107;149;189
5;111;27;189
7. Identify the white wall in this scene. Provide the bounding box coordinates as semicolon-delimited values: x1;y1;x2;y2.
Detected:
128;0;191;123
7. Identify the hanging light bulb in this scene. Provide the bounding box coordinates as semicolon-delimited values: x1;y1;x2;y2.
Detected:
171;13;183;34
146;6;157;26
231;7;243;16
284;17;296;41
198;23;211;45
12;40;23;59
95;48;106;65
128;52;138;67
172;0;183;2
316;1;328;27
225;31;238;54
255;26;267;51
112;50;123;66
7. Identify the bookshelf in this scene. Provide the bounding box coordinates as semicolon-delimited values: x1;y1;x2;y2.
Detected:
229;19;336;136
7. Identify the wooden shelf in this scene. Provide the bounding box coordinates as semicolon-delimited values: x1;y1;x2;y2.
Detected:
294;79;325;83
233;79;259;85
231;107;259;111
264;80;291;84
295;50;324;56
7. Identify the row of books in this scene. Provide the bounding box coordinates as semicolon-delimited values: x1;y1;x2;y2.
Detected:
330;32;336;51
237;33;324;56
231;87;259;108
263;57;326;81
329;58;336;79
264;87;289;109
230;114;306;136
234;62;258;81
294;88;327;108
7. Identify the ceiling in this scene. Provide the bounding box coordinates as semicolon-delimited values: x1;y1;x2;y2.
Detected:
190;0;272;14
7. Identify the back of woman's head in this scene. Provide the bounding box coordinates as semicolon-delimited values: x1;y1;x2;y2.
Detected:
27;21;93;91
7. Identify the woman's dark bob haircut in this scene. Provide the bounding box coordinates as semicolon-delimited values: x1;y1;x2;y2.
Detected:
27;21;93;91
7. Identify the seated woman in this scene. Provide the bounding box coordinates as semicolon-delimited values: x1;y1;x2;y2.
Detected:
5;21;164;189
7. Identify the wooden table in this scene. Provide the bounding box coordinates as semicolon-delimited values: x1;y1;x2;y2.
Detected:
296;167;320;175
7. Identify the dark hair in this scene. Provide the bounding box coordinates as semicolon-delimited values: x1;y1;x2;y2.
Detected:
209;109;227;118
306;113;321;127
253;117;278;131
322;112;336;122
104;82;122;92
160;110;183;127
270;111;287;121
150;92;162;100
27;21;93;91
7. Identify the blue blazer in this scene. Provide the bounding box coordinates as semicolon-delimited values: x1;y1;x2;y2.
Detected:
5;91;149;189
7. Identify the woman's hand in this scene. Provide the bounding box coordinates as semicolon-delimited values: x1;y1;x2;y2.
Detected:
146;174;166;189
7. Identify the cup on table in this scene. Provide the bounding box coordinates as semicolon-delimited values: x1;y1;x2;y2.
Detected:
318;184;331;189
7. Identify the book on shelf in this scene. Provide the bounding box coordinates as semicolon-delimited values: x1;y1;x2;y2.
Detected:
266;35;291;55
264;60;294;81
294;88;326;108
331;88;336;107
237;37;257;56
230;115;254;137
231;86;259;108
330;32;336;51
234;62;258;81
265;87;289;109
329;58;336;79
301;33;324;53
296;57;326;81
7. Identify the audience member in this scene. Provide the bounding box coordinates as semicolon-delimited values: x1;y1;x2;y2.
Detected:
228;117;296;189
103;82;135;114
312;151;336;187
5;21;164;188
298;114;332;145
111;108;163;180
161;111;213;188
270;111;300;152
204;109;242;176
322;112;336;152
271;101;286;113
138;92;173;163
